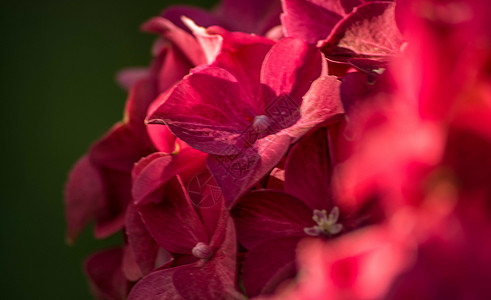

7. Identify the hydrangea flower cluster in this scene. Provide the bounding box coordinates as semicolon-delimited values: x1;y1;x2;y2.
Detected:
65;0;491;299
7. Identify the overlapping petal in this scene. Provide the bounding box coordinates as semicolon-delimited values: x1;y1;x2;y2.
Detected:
232;190;312;249
320;1;403;63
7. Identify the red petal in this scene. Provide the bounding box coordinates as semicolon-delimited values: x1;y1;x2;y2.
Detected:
282;74;344;142
232;190;312;249
64;155;104;243
285;128;333;210
125;203;160;276
85;248;128;300
321;1;403;62
122;244;144;281
261;37;322;101
281;0;345;44
207;134;291;206
241;237;299;297
141;17;206;66
128;211;237;300
161;5;221;30
139;177;208;254
148;67;256;155
216;0;282;35
123;77;158;135
131;149;207;206
116;68;148;91
155;45;195;94
211;37;273;99
90;123;153;173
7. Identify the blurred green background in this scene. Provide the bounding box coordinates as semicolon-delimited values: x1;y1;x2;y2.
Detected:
0;0;215;298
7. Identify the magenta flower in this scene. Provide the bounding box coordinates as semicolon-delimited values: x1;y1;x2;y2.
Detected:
149;36;343;204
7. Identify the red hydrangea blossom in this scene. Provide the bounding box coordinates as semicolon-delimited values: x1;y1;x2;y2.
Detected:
65;0;491;299
149;36;343;205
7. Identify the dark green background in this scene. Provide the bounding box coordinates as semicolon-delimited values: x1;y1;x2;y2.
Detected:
0;0;215;298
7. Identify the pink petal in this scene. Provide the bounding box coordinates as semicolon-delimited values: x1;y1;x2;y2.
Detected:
141;17;206;66
209;30;273;97
148;67;256;155
232;190;312;249
261;37;322;101
85;248;128;300
146;114;178;154
161;5;221;31
320;1;403;62
138;177;208;254
282;74;344;142
266;167;285;190
123;76;159;135
281;0;345;44
207;134;292;206
125;203;161;276
131;149;207;206
128;210;237;300
216;0;282;35
339;71;379;114
182;17;224;64
92;167;132;239
187;171;226;239
116;68;148;91
90;123;153;173
265;224;413;300
241;237;299;297
88;123;155;238
285;128;333;210
64;155;104;243
155;45;195;94
122;244;144;281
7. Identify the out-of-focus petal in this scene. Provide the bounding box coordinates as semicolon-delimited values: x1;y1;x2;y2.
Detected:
85;248;128;300
64;155;104;243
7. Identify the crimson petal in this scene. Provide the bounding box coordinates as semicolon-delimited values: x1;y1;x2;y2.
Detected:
64;155;104;243
139;177;208;254
207;134;291;207
128;210;237;300
232;190;312;249
85;248;128;300
281;0;345;44
282;74;344;142
285;128;333;210
217;0;282;35
149;67;256;155
132;149;206;206
320;1;403;63
125;203;161;276
141;17;205;66
161;5;221;31
241;237;299;297
261;37;322;102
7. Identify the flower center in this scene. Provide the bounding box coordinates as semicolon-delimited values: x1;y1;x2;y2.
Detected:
191;242;213;260
304;206;343;237
252;115;271;133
